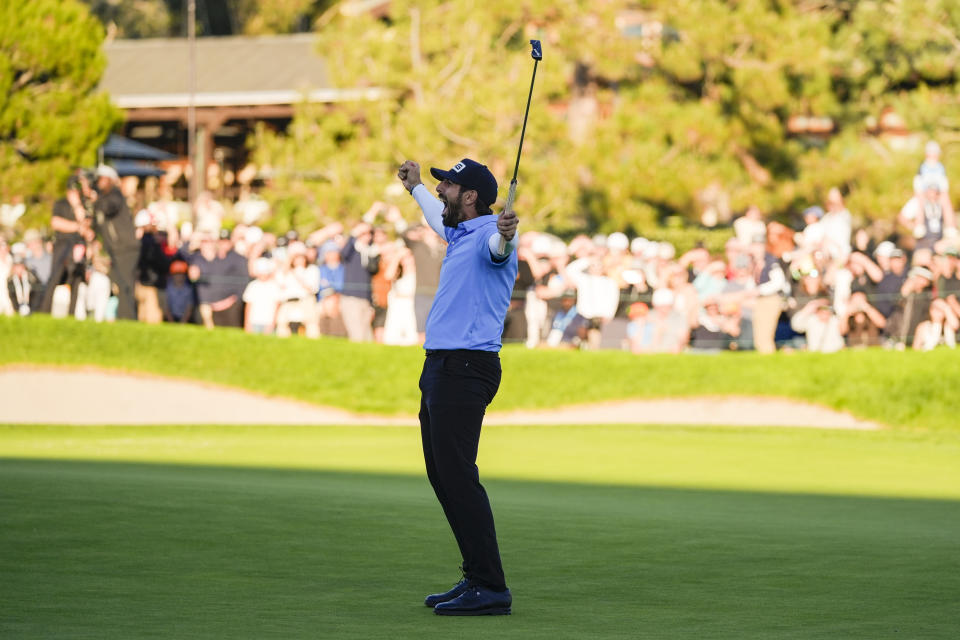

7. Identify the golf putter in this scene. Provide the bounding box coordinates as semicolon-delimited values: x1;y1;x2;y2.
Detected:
498;39;543;255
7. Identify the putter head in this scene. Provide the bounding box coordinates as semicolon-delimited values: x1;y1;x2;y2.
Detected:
530;39;542;60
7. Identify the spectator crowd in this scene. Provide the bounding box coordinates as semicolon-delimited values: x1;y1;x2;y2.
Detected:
3;141;959;354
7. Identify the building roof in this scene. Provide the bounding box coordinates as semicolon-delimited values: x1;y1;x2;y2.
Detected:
101;34;382;109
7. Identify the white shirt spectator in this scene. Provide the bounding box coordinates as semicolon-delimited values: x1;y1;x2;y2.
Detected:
243;278;282;328
566;257;620;321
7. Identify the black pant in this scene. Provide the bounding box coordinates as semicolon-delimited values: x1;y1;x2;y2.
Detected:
40;243;84;315
107;246;139;321
418;349;506;591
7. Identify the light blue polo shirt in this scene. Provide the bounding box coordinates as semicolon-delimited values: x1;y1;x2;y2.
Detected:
424;215;518;352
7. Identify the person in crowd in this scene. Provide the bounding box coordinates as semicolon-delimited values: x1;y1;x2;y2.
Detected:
914;298;958;350
565;251;620;349
41;175;91;316
520;234;554;348
502;235;534;343
22;229;52;302
382;244;419;346
798;205;826;255
545;289;589;348
0;237;13;316
733;205;766;246
821;188;853;261
840;291;886;348
163;260;194;324
914;140;948;198
194;190;225;235
188;229;249;329
790;298;845;353
934;247;960;319
828;251;883;316
92;164;139;320
339;221;380;342
638;288;690;354
316;240;346;336
7;256;39;316
134;210;170;324
886;265;935;349
898;176;956;255
750;227;789;354
625;301;651;353
369;227;393;343
85;252;112;323
275;242;319;338
872;242;909;321
401;223;444;345
690;297;741;352
243;257;281;335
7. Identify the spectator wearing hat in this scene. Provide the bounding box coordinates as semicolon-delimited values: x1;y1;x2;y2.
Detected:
886;266;935;349
316;239;346;337
899;176;957;254
188;229;249;329
163;260;195;323
934;247;960;320
872;242;909;320
790;298;844;353
275;242;320;338
134;210;170;324
544;289;589;348
92;164;140;320
243;257;282;335
40;175;91;316
798;205;826;254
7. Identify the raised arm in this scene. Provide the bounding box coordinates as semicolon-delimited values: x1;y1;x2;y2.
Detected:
398;160;444;237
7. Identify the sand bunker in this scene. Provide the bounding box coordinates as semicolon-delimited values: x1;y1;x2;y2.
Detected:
0;367;879;430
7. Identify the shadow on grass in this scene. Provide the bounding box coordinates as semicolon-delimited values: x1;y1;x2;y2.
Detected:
2;459;958;640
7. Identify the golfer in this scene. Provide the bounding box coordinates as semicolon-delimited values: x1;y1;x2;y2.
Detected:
397;158;518;616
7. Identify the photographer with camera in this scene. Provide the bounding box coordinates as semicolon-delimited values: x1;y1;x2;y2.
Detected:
40;172;94;316
92;164;139;320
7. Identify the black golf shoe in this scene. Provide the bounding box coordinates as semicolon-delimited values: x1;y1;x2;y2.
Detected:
424;577;470;608
433;585;512;616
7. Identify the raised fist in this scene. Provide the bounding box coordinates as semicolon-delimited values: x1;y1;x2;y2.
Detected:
397;160;422;193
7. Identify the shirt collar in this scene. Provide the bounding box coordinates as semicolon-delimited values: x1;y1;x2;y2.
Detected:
459;214;497;231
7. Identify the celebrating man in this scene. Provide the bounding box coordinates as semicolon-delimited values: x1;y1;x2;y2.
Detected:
397;158;518;616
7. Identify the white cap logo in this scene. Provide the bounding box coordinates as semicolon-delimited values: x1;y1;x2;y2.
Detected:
453;162;466;173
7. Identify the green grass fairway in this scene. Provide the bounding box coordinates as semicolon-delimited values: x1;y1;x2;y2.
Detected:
3;425;959;638
5;315;960;430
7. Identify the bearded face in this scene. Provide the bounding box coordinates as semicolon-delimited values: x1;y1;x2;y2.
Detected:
440;185;467;228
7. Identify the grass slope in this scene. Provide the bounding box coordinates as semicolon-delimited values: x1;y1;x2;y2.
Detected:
3;459;958;639
3;316;960;430
2;424;959;499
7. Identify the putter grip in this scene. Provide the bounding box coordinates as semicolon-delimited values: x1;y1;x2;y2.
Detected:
498;181;518;254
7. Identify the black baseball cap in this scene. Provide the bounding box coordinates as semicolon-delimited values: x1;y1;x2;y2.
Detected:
430;158;498;206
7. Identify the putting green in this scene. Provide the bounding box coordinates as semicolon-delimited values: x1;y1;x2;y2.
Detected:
2;424;958;638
